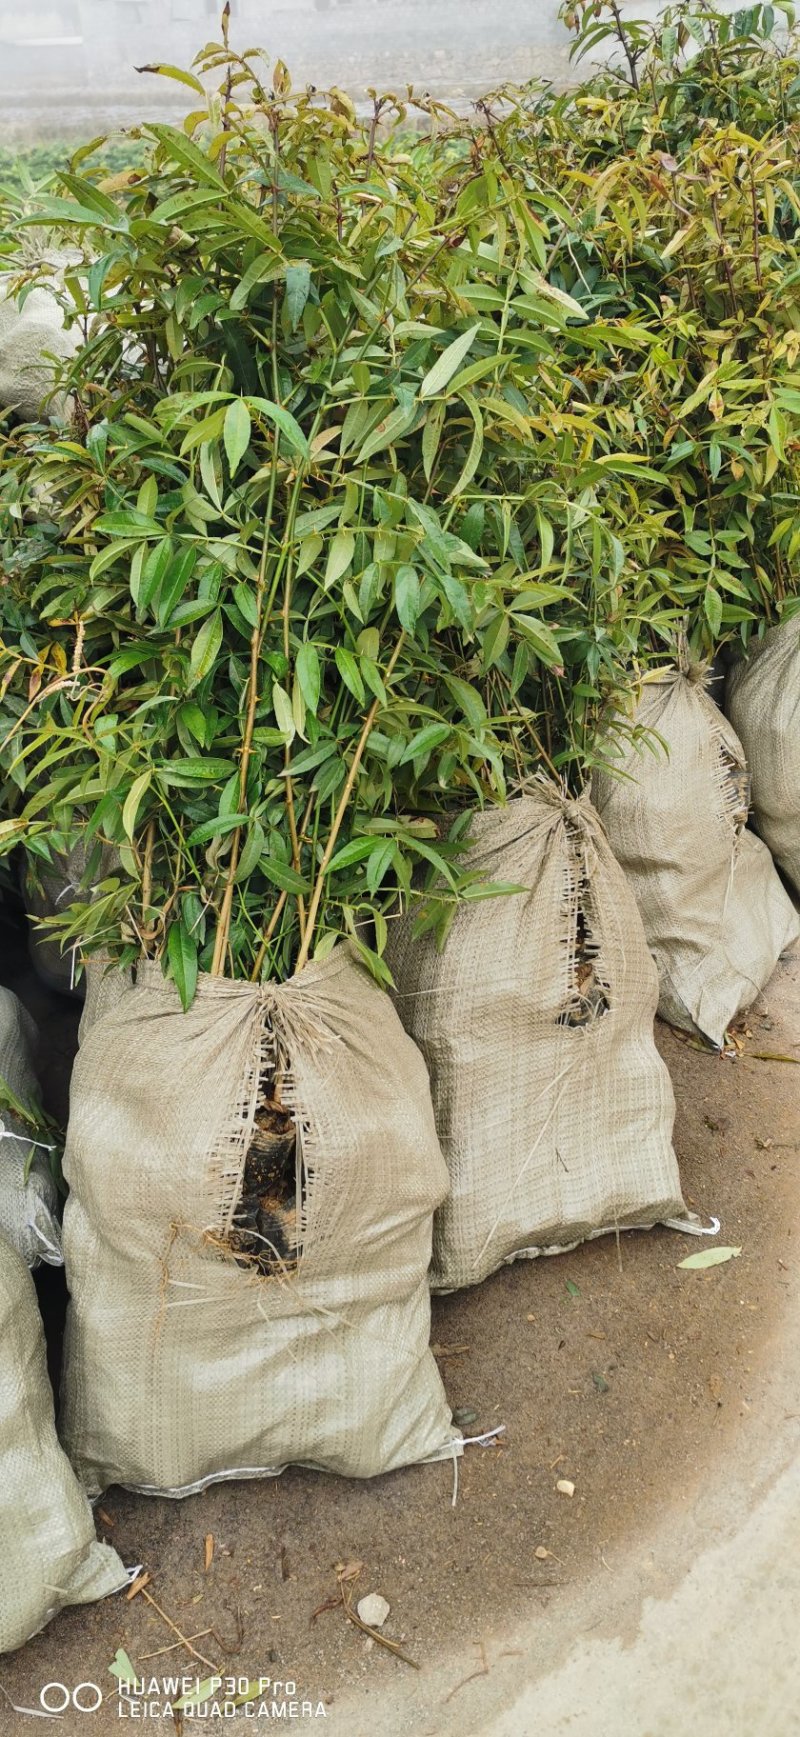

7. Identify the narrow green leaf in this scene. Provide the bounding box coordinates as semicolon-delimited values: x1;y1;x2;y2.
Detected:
167;919;198;1013
122;769;152;841
223;399;252;478
419;324;481;400
324;529;356;589
272;681;296;741
246;397;309;459
186;813;248;846
296;642;321;713
394;565;420;633
188;609;223;688
335;646;365;703
285;262;311;331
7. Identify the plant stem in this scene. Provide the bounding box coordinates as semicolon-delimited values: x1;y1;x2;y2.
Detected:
141;818;156;954
294;635;405;974
610;0;640;92
210;529;271;976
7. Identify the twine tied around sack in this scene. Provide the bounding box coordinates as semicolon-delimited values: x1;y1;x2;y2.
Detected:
254;980;341;1067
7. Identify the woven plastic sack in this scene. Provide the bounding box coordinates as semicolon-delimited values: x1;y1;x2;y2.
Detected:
590;663;794;1042
0;987;61;1267
78;955;134;1045
60;945;456;1497
592;669;800;1048
0;1233;126;1654
384;785;688;1294
727;615;800;896
24;844;87;997
0;280;76;422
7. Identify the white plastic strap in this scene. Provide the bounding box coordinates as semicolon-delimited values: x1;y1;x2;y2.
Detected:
0;1120;56;1152
664;1214;721;1237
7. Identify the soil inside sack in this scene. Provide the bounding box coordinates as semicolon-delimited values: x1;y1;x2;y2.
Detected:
0;985;61;1267
60;945;456;1497
384;783;688;1294
0;1232;126;1655
726;615;800;897
592;668;800;1049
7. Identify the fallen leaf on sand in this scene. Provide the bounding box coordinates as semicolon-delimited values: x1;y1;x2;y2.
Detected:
678;1247;741;1270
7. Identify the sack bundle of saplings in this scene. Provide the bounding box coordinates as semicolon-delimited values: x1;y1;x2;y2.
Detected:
0;57;592;1493
61;948;455;1495
0;1231;126;1653
385;782;689;1293
0;986;61;1266
592;667;800;1049
727;615;800;898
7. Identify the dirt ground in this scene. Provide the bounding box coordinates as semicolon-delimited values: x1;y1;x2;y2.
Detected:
0;897;798;1734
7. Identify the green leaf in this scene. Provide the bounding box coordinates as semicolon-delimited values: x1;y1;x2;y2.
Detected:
422;399;446;482
20;194;127;233
285;262;311;331
122;769;152;841
704;584;723;638
188;609;223;688
366;838;396;894
677;1247;742;1270
246;397;309;459
260;857;312;894
167;919;198;1013
186;814;248;846
95;511;162;538
157;757;233;785
419;325;482;400
327;837;376;872
448;391;484;499
394;565;420;632
335;646;365;704
236;819;267;880
223;399;252;478
296;642;321;713
230;254;283;311
400;723;451;764
136;62;205;92
138;537;173;614
324;530;356;589
511;614;562;666
148;122;227;189
272;681;296;741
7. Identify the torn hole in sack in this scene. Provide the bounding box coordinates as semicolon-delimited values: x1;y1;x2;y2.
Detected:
558;829;610;1031
205;990;334;1279
716;739;750;834
224;1069;304;1275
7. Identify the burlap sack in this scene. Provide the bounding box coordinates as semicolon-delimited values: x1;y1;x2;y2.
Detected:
727;615;800;896
592;669;800;1048
384;785;687;1294
60;945;456;1497
0;987;61;1267
0;1233;126;1654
